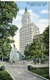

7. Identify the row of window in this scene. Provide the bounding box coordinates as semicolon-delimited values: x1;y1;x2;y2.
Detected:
20;27;39;33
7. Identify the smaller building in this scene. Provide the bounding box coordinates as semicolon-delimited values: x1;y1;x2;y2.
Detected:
34;34;45;50
10;45;25;62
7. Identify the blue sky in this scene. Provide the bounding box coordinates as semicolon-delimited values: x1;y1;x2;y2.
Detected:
16;1;48;19
13;1;48;50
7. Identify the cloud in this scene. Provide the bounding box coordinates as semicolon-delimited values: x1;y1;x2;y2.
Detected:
34;19;48;33
12;15;22;29
18;9;24;15
13;31;19;50
40;10;48;14
13;9;39;28
28;9;39;22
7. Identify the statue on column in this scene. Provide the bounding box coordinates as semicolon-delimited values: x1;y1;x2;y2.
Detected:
10;44;19;63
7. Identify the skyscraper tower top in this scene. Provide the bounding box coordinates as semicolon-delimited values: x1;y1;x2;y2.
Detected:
22;7;31;27
25;7;27;12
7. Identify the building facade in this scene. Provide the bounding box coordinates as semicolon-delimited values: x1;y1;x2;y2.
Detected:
19;7;39;54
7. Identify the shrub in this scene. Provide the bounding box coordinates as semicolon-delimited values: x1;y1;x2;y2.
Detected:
0;71;13;80
0;65;5;71
28;65;49;79
28;65;33;70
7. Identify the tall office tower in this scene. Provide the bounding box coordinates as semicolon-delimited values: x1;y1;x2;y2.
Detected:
19;7;39;54
22;7;31;27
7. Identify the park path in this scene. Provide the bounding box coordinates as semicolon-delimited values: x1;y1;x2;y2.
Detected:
0;61;48;80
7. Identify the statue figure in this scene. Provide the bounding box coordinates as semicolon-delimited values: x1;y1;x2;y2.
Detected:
10;44;19;63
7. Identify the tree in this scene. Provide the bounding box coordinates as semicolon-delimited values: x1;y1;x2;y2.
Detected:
43;26;49;55
24;40;44;60
0;2;19;61
24;44;30;59
29;40;43;58
0;2;19;24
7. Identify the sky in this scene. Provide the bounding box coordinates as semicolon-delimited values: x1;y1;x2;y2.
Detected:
12;1;48;50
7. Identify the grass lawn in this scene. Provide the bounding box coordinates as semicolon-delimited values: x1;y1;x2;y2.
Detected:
28;65;49;79
0;70;13;80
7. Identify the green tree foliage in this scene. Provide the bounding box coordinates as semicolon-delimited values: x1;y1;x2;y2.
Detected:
0;71;13;80
0;2;19;61
29;40;43;58
43;26;49;55
0;2;19;23
24;26;49;60
24;40;44;59
24;44;30;59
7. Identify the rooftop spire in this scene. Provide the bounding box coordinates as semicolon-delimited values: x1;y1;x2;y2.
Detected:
25;7;27;12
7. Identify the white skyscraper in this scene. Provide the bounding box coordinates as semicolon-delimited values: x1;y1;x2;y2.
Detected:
22;7;31;27
19;7;39;54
